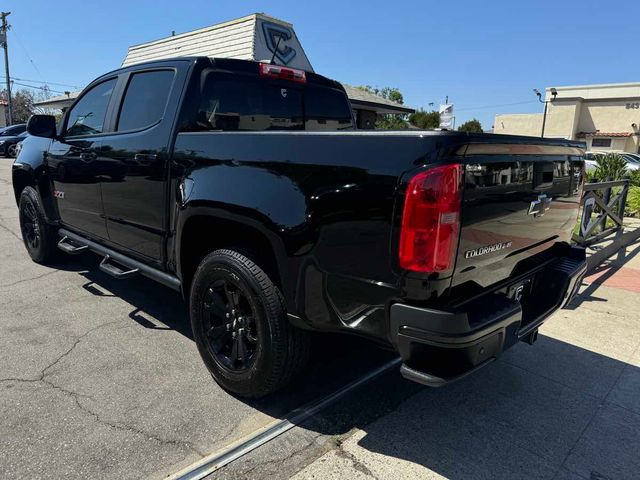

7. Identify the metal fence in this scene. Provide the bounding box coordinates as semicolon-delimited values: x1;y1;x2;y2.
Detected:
572;179;630;247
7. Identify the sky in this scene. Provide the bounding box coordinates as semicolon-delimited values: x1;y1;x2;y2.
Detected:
3;0;639;129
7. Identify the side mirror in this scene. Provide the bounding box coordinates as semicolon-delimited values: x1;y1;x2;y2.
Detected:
27;115;57;139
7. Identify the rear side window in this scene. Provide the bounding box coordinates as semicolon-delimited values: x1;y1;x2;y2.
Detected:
66;79;117;137
4;125;26;136
117;70;175;132
196;75;303;131
305;88;353;131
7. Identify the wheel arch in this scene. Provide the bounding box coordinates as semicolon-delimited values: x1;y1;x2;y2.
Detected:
176;207;296;312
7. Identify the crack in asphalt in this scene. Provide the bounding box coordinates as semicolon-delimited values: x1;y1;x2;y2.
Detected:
0;219;22;242
333;440;379;479
0;269;62;289
0;320;207;458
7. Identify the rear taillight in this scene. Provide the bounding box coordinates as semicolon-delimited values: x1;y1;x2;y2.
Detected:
399;164;463;273
259;63;307;83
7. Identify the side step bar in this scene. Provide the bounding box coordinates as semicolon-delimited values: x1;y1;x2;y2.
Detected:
99;255;140;280
57;236;89;255
58;228;181;291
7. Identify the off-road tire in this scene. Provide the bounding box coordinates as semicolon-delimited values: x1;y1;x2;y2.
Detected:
190;249;310;398
18;186;59;264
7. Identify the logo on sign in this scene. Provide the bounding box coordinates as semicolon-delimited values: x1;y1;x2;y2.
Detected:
262;21;297;65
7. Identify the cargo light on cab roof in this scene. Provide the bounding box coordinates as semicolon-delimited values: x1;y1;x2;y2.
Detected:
259;63;307;83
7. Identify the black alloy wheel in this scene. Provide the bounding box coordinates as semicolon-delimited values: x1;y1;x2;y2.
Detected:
202;276;259;372
20;199;40;251
7;143;17;158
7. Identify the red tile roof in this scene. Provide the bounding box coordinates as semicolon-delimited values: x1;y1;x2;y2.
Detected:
577;131;633;138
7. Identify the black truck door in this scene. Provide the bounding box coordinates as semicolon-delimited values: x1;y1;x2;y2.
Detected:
97;68;183;264
48;78;118;240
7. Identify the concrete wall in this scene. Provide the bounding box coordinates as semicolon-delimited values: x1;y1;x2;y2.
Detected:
494;113;543;137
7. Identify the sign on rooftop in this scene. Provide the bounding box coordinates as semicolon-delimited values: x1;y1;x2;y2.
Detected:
122;13;314;72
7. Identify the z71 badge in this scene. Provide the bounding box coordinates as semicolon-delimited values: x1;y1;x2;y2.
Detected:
465;241;512;259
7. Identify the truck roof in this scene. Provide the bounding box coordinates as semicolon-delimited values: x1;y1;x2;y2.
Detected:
94;56;345;91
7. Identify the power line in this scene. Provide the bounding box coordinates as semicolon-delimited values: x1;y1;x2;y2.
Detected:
11;80;67;95
9;27;44;82
454;100;538;112
0;75;80;89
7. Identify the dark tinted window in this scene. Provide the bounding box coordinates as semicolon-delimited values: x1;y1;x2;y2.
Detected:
195;75;303;131
592;138;612;148
2;125;26;136
117;70;174;131
66;79;116;136
304;88;353;131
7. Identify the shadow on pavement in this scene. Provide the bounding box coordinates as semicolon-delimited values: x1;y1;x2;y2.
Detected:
566;238;640;310
50;251;396;419
295;335;640;480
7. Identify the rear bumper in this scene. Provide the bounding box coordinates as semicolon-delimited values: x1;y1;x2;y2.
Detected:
390;246;587;387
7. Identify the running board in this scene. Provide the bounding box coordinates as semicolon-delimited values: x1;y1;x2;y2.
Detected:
57;235;89;255
100;255;140;280
58;228;181;291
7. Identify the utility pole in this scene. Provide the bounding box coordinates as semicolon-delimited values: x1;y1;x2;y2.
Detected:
0;12;11;125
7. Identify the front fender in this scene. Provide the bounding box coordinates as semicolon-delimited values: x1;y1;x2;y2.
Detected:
12;136;57;222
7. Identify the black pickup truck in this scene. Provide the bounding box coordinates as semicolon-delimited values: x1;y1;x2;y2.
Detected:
13;57;587;397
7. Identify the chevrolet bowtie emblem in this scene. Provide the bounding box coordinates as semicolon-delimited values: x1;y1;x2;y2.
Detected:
528;194;552;217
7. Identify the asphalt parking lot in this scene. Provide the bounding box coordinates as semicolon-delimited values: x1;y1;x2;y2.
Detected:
2;156;640;480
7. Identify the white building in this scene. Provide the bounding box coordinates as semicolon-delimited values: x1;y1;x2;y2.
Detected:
495;82;640;153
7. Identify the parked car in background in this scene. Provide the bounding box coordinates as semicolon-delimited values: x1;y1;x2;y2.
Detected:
0;123;27;137
621;152;640;168
585;151;640;171
0;131;29;157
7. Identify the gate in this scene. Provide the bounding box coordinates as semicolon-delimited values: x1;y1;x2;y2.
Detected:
572;179;630;247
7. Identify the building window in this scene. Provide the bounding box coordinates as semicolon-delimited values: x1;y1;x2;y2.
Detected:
592;138;612;148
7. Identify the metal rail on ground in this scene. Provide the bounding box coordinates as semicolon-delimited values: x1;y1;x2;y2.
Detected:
166;357;403;480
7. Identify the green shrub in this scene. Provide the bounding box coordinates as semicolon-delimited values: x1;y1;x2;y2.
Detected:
592;153;628;181
627;186;640;216
628;169;640;187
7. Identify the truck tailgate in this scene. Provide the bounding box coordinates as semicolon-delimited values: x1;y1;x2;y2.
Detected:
451;143;584;292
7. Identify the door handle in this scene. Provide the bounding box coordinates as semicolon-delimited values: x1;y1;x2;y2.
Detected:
134;153;158;166
79;152;97;162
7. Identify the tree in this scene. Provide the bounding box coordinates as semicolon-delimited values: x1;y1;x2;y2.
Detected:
458;118;483;133
356;85;408;130
408;109;440;129
1;88;36;124
356;85;404;105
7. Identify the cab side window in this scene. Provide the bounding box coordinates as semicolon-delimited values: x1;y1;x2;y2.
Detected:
116;70;175;132
66;79;117;137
